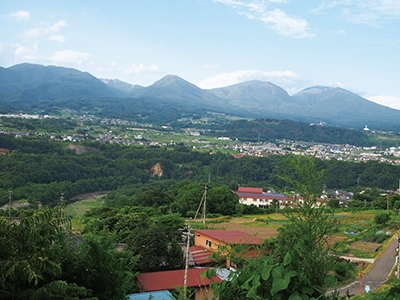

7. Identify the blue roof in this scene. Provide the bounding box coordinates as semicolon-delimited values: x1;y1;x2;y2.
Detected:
236;192;287;200
127;290;173;300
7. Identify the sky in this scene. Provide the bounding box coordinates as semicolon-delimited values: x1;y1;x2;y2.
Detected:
1;0;400;109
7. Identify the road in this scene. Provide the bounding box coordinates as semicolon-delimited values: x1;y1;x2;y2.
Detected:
334;235;399;296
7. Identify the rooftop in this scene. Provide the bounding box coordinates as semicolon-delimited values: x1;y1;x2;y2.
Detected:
136;268;221;292
195;229;262;245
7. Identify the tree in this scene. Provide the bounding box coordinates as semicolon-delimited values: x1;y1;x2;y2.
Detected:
374;213;391;226
61;232;137;300
125;225;169;272
0;207;93;299
0;206;137;300
171;183;239;217
133;188;173;207
275;155;337;290
207;185;238;216
327;198;340;208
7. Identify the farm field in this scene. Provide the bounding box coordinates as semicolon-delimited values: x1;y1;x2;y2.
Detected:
63;194;399;259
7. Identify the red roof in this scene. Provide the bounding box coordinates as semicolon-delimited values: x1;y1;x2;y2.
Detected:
195;230;262;245
190;245;214;265
238;186;263;194
136;268;221;292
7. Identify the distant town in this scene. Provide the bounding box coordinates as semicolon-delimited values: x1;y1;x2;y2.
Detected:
1;112;400;165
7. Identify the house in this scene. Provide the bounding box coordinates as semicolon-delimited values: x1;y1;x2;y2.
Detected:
192;229;263;268
136;267;221;300
235;186;291;208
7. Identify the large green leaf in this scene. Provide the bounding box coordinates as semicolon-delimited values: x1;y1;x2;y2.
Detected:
261;265;272;281
283;251;293;266
271;276;290;295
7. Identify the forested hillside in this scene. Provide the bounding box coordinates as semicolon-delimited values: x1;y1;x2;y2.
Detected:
1;135;400;207
206;119;374;146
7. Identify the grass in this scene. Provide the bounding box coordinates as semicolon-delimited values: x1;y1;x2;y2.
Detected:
64;195;106;233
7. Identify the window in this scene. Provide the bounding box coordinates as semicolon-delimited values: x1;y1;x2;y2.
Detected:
206;239;212;247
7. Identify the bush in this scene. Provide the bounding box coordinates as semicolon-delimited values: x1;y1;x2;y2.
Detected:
333;259;357;280
374;213;391;226
332;241;351;255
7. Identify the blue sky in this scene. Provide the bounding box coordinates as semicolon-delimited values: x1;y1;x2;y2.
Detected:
1;0;400;109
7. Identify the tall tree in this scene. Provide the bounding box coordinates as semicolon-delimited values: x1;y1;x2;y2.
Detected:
275;155;337;290
0;208;93;299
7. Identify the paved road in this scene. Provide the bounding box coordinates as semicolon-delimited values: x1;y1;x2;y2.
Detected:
335;235;399;296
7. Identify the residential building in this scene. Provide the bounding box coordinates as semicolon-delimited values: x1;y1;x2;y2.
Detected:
235;186;291;208
191;229;263;268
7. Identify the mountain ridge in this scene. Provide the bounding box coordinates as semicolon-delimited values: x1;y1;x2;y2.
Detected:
0;63;399;131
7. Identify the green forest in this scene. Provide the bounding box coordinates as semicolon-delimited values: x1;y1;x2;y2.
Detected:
1;134;400;208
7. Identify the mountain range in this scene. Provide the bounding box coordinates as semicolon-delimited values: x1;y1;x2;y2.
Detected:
0;63;399;131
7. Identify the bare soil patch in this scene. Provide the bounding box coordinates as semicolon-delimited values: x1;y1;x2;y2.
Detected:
348;241;381;257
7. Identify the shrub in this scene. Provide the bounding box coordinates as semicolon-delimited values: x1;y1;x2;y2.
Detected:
333;259;357;280
332;241;351;255
374;213;391;226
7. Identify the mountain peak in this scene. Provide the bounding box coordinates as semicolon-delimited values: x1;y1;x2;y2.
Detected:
294;86;335;96
151;75;198;89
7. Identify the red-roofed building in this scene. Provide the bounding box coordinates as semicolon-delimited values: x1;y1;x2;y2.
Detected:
136;267;221;300
195;230;262;248
236;186;291;209
193;229;263;268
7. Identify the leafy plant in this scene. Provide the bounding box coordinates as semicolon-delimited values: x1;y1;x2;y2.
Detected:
374;213;390;226
204;248;323;299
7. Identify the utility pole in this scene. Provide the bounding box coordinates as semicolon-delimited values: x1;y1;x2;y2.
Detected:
194;186;207;224
8;190;12;218
387;194;390;213
182;219;193;298
60;192;64;218
397;235;400;279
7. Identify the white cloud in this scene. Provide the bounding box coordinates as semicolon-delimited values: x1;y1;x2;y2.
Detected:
25;27;42;38
91;61;119;73
214;0;314;38
367;95;400;110
48;35;66;42
25;20;67;39
259;8;314;38
9;11;30;21
45;20;67;33
314;0;400;25
14;43;37;55
49;50;91;66
124;64;160;74
0;42;18;65
198;69;308;92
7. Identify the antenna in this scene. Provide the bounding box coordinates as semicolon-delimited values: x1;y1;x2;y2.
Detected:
194;186;208;224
